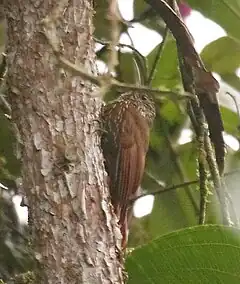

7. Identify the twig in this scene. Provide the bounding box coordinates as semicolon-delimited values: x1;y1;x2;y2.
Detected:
125;29;148;84
164;128;199;215
42;8;195;101
43;22;193;101
145;0;212;75
54;53;192;99
226;92;240;126
167;0;228;225
147;26;169;85
186;100;198;135
165;1;205;218
224;190;239;226
198;160;208;225
95;38;147;70
157;106;199;215
187;95;209;226
150;0;225;175
131;180;200;204
145;171;165;188
95;36;148;85
131;168;240;203
187;95;209;224
0;53;7;81
57;55;101;85
42;10;196;102
191;106;209;225
0;53;11;113
111;80;189;98
204;134;232;225
0;93;11;113
184;67;230;225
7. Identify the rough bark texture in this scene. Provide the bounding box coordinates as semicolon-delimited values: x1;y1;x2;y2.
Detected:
4;0;123;283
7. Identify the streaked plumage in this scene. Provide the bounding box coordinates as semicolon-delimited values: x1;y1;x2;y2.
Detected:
101;91;155;247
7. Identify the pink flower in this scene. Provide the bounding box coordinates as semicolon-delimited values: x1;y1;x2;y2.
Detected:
178;1;191;19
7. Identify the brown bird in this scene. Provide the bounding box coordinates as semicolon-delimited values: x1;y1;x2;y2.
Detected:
101;91;156;248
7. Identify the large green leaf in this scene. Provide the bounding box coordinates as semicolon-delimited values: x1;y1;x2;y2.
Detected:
127;225;240;284
201;36;240;91
187;0;240;42
201;36;240;74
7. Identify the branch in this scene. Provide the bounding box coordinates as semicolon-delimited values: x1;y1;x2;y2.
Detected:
187;95;209;224
42;18;192;100
146;0;225;175
145;0;219;94
226;92;240;126
204;134;233;226
0;53;7;81
163;124;199;215
161;0;228;224
94;38;147;73
94;37;148;85
131;168;240;203
198;159;209;225
0;53;11;114
0;93;11;114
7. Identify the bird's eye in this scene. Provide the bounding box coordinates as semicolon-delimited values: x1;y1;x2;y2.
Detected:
142;94;148;101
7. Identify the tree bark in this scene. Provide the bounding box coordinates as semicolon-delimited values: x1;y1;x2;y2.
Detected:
4;0;123;283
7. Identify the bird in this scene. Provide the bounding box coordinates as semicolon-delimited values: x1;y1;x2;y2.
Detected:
100;91;156;248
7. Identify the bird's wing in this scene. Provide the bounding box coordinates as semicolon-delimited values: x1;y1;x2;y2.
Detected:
101;103;150;225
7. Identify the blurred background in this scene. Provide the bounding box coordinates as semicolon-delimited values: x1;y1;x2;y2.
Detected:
1;0;240;280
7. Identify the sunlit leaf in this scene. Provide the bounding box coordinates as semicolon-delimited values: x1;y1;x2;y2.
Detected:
201;36;240;74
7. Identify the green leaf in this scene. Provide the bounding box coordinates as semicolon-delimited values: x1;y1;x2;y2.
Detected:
118;52;144;84
221;106;240;138
187;0;240;42
201;36;240;74
201;36;240;91
147;39;182;91
127;225;240;284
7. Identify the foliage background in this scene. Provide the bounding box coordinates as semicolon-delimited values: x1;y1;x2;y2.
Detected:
1;0;240;282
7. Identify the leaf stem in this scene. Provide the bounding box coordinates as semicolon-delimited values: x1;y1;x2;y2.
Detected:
147;27;169;86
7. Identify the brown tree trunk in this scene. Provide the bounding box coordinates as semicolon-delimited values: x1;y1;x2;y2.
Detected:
4;0;123;283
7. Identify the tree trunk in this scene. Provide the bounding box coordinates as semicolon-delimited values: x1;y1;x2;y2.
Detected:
4;0;123;283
